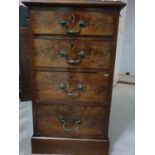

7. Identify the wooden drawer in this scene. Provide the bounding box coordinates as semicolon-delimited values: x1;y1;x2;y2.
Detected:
34;71;110;103
36;104;107;138
30;10;115;36
33;38;112;69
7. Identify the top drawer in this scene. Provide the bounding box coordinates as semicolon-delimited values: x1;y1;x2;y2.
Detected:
30;10;115;36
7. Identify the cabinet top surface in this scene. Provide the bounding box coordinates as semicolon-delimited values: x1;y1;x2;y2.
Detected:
22;0;126;8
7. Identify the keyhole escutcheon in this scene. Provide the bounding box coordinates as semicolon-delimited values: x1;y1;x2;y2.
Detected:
70;14;75;23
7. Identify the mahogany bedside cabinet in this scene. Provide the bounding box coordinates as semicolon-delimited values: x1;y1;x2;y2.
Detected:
22;0;126;154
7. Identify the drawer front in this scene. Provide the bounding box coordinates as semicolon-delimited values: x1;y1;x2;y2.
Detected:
33;38;112;69
30;10;115;36
36;104;107;138
34;71;110;103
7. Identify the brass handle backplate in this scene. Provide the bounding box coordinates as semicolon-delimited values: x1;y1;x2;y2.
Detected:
59;50;86;64
59;83;84;97
59;115;81;131
59;19;86;35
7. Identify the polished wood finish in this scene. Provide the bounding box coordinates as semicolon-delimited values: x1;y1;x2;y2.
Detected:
23;0;126;8
30;10;115;36
34;71;110;103
19;27;31;101
33;38;112;69
23;0;126;154
32;137;109;155
36;104;107;138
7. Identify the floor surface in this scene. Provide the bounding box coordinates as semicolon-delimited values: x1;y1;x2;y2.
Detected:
19;83;135;155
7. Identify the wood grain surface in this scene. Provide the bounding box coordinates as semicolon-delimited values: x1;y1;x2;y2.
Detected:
30;10;115;36
32;136;109;155
36;104;107;138
34;71;110;103
19;27;31;101
23;0;126;154
33;38;112;69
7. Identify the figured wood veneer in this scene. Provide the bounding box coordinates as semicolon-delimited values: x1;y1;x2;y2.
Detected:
33;38;112;69
36;104;107;138
30;10;115;36
34;71;110;103
23;0;126;154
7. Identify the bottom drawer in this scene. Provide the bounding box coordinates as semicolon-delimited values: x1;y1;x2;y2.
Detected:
35;104;108;138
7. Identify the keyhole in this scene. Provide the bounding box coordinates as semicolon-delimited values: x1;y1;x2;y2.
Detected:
70;14;75;23
68;104;73;112
70;75;73;79
71;43;74;49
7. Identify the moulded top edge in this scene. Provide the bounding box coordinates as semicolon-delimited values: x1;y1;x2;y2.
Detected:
22;0;126;10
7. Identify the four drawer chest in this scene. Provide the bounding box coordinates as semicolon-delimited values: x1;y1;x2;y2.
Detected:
23;0;126;154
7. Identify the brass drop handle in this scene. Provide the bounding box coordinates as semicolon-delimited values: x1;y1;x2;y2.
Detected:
59;19;86;35
59;115;81;131
59;83;84;97
59;50;86;64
